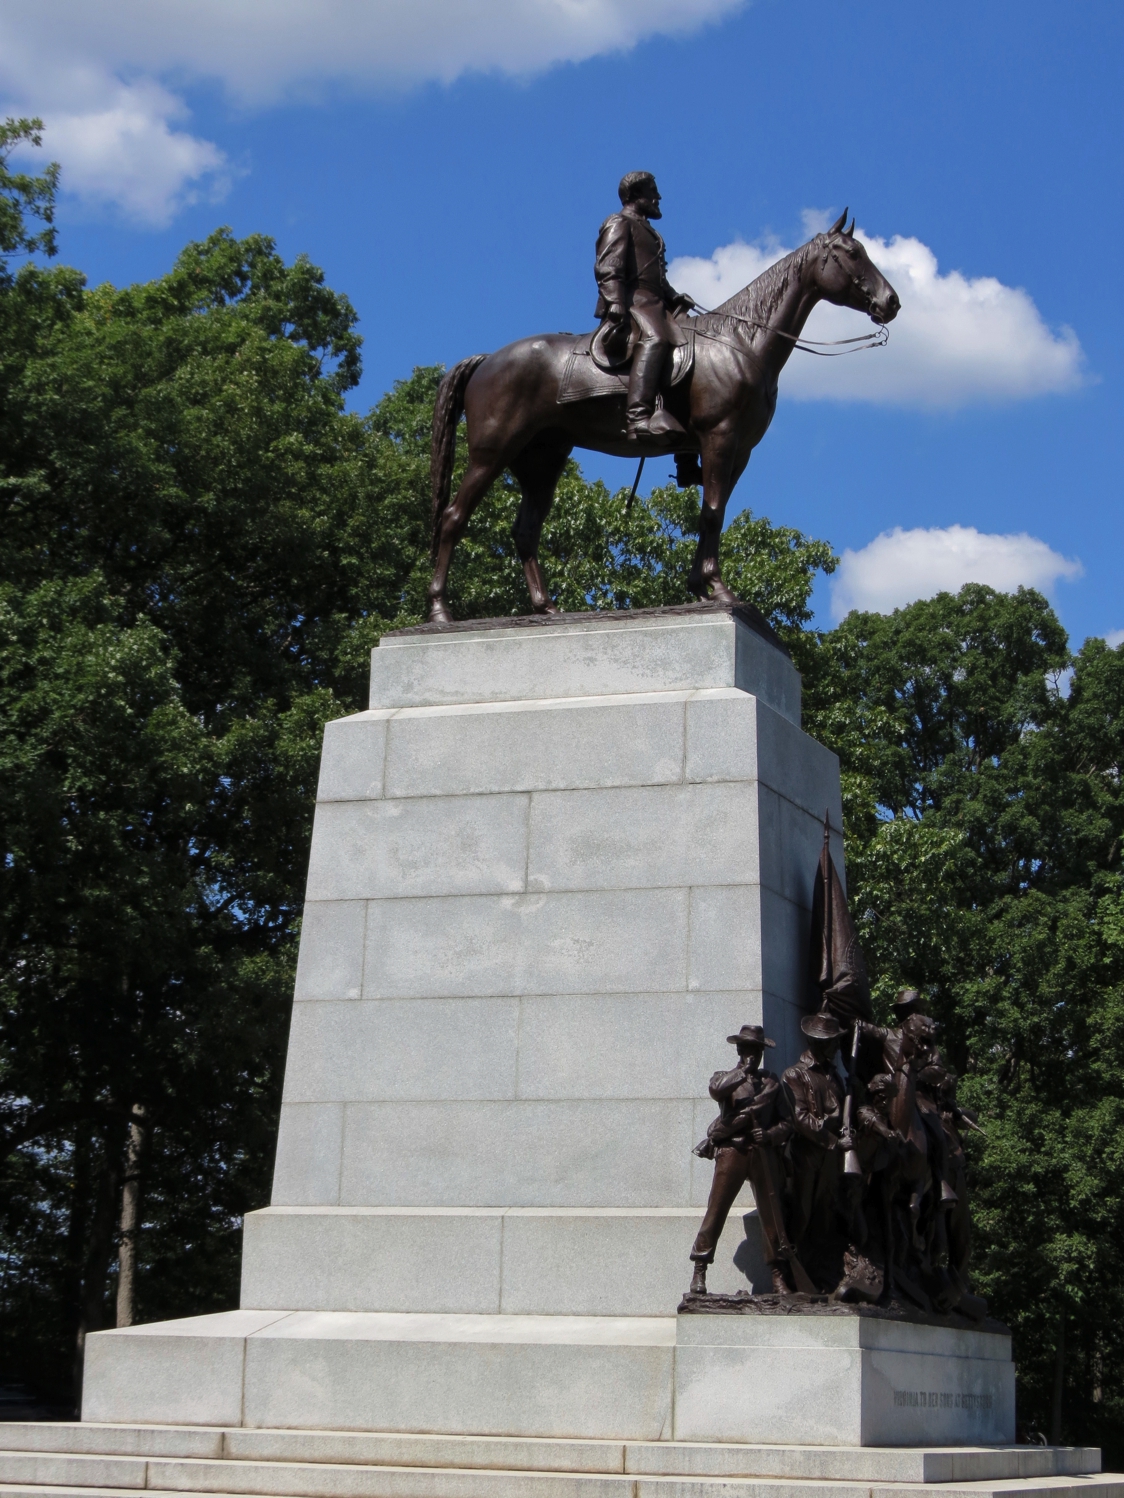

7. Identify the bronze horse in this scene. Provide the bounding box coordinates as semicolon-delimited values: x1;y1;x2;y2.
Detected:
427;210;899;623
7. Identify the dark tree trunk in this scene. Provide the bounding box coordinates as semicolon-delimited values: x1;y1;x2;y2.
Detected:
115;1105;148;1328
1051;1304;1067;1446
65;1126;92;1406
73;1133;121;1413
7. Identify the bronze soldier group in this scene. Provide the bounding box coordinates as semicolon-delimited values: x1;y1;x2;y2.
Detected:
689;829;987;1320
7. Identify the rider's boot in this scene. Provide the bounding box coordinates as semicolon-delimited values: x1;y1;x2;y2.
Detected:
627;343;686;440
689;1261;709;1296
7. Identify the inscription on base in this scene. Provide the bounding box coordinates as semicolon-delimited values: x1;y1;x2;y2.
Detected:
893;1390;994;1410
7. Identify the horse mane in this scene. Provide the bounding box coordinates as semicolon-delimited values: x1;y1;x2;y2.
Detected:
703;236;821;327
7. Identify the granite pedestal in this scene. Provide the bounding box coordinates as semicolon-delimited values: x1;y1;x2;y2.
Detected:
81;604;1019;1451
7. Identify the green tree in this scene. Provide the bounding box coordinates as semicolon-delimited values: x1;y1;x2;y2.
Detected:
805;589;1124;1453
0;117;58;270
0;176;383;1393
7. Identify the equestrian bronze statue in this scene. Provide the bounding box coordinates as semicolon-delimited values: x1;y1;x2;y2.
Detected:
427;176;900;623
686;830;989;1320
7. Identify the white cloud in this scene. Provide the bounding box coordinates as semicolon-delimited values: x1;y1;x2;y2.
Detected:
28;81;229;227
1106;629;1124;650
829;526;1083;620
670;228;1085;409
0;0;743;223
0;1;746;102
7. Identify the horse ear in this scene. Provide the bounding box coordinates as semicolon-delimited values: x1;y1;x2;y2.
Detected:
845;217;855;236
829;208;848;234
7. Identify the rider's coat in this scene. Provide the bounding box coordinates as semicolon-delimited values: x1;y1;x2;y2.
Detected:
593;210;683;320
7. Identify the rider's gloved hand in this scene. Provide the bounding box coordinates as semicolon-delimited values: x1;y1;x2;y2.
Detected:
675;293;697;312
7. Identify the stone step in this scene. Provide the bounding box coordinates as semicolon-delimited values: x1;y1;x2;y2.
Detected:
0;1473;1122;1498
0;1452;1121;1498
0;1430;1103;1484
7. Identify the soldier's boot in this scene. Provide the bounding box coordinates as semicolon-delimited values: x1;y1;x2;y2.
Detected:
627;342;686;440
689;1262;709;1295
770;1261;793;1295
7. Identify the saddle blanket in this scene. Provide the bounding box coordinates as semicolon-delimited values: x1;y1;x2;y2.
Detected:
558;327;695;405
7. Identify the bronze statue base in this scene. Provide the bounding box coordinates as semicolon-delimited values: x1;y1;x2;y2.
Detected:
677;1289;1008;1334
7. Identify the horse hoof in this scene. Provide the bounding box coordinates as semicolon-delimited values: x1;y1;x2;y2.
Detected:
427;599;455;625
708;580;740;606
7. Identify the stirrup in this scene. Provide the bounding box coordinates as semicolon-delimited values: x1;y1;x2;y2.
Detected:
628;408;687;440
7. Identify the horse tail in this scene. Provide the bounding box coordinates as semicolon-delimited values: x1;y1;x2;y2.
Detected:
431;353;488;559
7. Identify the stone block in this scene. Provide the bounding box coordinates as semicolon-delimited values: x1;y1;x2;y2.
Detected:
305;795;530;903
271;1103;343;1206
370;610;800;724
316;712;392;802
383;695;687;800
281;998;519;1104
241;1207;505;1314
497;1209;750;1314
526;782;756;892
672;1311;1016;1446
757;786;845;908
338;1100;695;1207
240;1206;757;1316
81;1311;288;1426
756;700;843;822
242;1311;676;1440
0;1425;225;1459
684;689;759;785
687;884;761;993
0;1453;147;1488
363;888;689;998
684;885;805;1007
514;992;760;1101
292;901;367;1003
219;1428;629;1475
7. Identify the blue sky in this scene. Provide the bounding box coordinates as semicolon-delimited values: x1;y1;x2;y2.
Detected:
3;0;1120;644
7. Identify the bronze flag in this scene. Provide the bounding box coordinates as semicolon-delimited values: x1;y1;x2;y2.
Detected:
808;814;872;1023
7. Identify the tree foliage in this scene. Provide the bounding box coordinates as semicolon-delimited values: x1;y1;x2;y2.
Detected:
805;590;1124;1452
0;118;58;270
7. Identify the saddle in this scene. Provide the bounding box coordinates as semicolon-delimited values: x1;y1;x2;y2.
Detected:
557;322;695;406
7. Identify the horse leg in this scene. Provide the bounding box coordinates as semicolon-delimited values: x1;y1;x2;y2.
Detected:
508;437;572;614
428;455;506;623
687;429;746;604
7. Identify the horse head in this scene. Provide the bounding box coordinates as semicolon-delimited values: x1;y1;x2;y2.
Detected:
812;209;900;325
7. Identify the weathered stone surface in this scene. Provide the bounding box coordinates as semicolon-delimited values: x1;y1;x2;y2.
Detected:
673;1309;1016;1446
77;608;1023;1452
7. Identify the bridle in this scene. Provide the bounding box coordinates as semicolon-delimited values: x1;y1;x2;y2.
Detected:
689;239;891;357
690;314;888;357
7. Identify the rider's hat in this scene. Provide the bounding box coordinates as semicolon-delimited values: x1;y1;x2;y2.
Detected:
727;1024;775;1048
801;1011;846;1042
893;988;926;1018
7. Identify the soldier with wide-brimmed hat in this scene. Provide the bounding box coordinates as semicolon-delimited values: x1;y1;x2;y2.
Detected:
688;1024;800;1296
781;1011;849;1275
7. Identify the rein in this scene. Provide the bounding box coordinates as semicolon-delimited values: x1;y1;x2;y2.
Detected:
689;304;889;357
